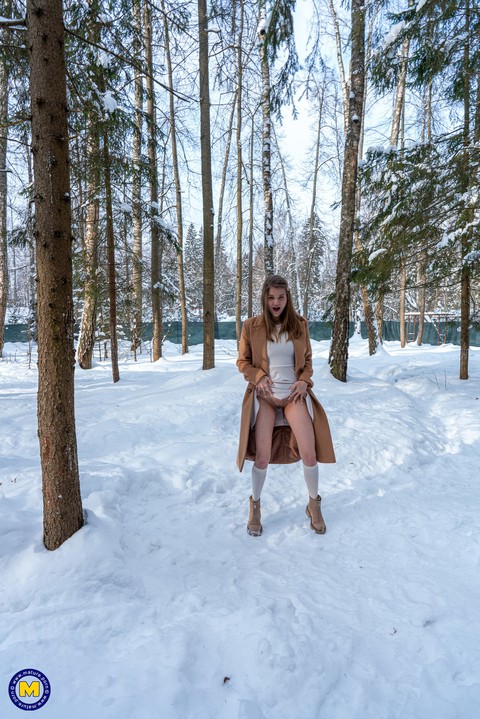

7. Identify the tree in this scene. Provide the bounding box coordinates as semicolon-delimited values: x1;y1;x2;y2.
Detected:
329;0;365;382
162;0;189;354
26;0;83;549
131;0;144;354
0;3;10;357
258;5;274;276
144;0;162;361
76;3;101;370
369;0;480;378
198;0;215;370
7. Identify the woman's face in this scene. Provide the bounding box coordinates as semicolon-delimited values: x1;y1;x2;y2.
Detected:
266;286;287;321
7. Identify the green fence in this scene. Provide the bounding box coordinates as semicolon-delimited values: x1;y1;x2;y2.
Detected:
4;320;480;347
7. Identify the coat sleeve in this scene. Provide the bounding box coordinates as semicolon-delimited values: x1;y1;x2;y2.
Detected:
298;318;314;387
237;319;267;385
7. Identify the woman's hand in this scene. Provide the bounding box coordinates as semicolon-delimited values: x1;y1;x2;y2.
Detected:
256;375;273;399
288;380;308;404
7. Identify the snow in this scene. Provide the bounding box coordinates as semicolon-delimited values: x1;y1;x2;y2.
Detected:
102;92;118;114
368;248;387;262
382;21;406;51
1;338;480;718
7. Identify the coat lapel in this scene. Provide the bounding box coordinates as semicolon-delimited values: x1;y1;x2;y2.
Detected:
252;317;268;374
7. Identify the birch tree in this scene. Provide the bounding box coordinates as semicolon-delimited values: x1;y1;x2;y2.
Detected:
162;0;188;354
198;0;215;369
144;0;162;361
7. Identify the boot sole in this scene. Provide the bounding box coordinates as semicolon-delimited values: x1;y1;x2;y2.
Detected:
306;506;326;534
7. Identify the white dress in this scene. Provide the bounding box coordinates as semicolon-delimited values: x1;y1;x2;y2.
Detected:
251;331;314;428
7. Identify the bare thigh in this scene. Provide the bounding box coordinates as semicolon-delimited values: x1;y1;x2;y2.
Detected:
284;400;317;466
254;398;276;469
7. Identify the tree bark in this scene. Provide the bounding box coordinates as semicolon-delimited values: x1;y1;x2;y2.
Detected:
399;255;406;347
303;98;323;317
390;35;410;147
144;0;163;361
215;90;237;318
103;130;120;383
0;20;8;358
459;0;471;380
328;0;365;382
258;8;274;276
162;0;188;354
327;0;349;135
77;4;102;368
247;111;255;318
26;0;83;549
235;0;244;344
24;125;37;344
131;0;144;355
198;0;215;369
76;121;100;369
272;123;301;311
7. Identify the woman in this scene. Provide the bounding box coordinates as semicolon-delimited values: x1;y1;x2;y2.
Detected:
237;275;335;536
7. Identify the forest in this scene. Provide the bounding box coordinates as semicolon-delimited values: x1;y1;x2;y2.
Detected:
1;5;480;712
1;0;478;368
1;0;480;549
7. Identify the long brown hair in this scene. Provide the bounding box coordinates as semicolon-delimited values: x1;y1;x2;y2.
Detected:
261;275;303;340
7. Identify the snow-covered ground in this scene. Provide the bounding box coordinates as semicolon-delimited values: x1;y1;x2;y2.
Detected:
1;337;479;718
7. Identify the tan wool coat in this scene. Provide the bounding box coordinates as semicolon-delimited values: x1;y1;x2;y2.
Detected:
236;315;336;471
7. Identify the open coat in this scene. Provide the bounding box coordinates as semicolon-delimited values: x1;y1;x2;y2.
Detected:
236;315;336;471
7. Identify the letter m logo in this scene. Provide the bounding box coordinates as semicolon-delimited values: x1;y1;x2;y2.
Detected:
19;680;40;697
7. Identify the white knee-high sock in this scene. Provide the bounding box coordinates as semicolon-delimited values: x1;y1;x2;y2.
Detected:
251;464;267;501
303;463;319;499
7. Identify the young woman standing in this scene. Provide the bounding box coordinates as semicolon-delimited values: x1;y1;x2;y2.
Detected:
237;275;335;536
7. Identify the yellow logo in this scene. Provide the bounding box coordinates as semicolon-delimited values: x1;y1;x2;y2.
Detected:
19;680;41;698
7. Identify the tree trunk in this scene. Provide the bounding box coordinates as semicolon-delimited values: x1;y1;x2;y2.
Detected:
77;5;102;368
26;0;83;549
247;111;255;318
354;17;379;355
399;255;406;347
258;9;274;276
327;0;349;135
22;124;37;344
103;130;120;383
390;35;410;147
460;0;470;380
417;82;432;347
144;0;163;361
303;100;323;317
416;251;427;345
272;123;301;312
131;0;144;355
235;0;244;345
76;121;100;369
162;0;188;354
214;89;237;323
328;0;365;382
198;0;215;369
0;23;8;358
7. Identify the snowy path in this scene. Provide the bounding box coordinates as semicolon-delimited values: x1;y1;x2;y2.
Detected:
1;339;480;718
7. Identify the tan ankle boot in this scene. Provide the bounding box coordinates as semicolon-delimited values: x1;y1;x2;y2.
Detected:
306;495;326;534
247;496;262;536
